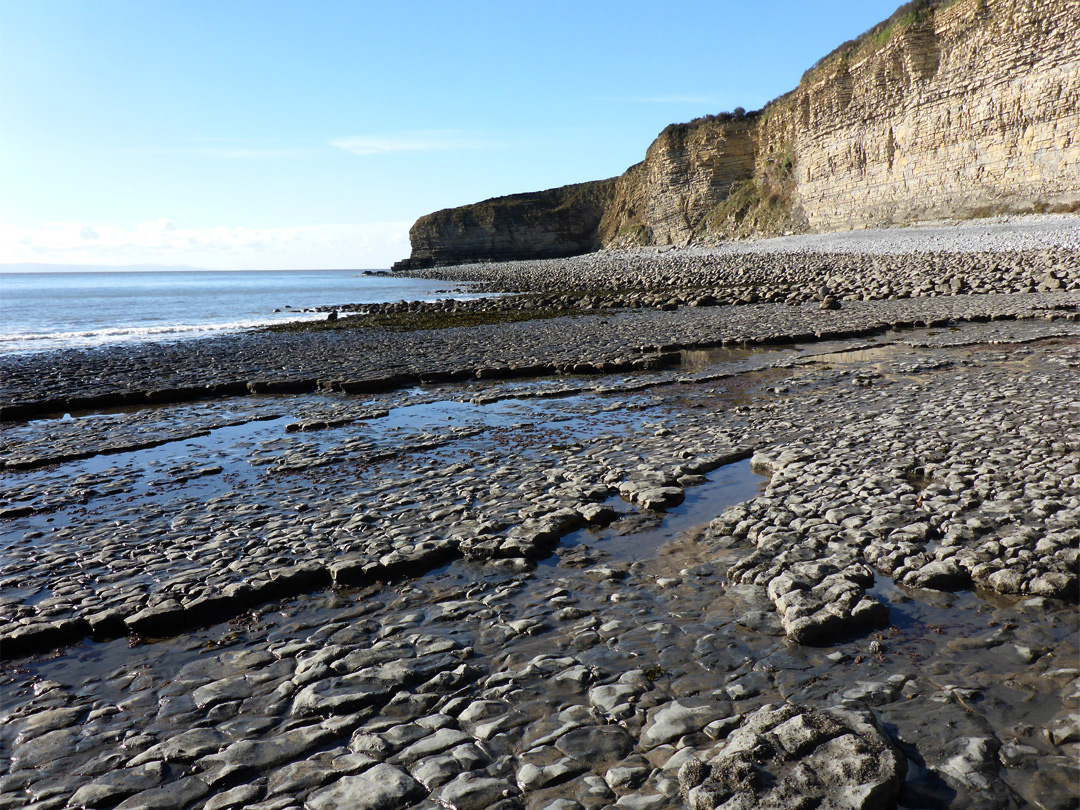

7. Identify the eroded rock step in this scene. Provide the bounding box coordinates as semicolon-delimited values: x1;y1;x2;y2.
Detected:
1;366;773;659
3;291;1078;422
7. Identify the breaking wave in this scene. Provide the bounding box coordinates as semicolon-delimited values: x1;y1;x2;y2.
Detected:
0;314;324;355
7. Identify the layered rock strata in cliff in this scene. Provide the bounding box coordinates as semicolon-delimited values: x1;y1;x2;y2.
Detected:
395;180;616;270
757;0;1080;233
597;115;758;248
398;0;1080;268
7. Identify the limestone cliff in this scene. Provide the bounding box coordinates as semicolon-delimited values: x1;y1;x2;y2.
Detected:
597;115;759;248
398;0;1080;267
395;180;616;270
751;0;1080;235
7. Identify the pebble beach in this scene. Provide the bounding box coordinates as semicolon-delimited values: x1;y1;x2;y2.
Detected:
2;216;1079;810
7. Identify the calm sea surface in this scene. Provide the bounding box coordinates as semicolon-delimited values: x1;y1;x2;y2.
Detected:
0;269;481;355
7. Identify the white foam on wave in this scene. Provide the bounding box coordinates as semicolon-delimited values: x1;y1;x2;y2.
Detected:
0;313;325;355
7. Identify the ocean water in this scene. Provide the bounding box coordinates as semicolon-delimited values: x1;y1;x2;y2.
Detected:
0;268;481;355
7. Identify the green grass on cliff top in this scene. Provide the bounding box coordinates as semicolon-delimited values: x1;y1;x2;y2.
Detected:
800;0;964;79
422;178;617;225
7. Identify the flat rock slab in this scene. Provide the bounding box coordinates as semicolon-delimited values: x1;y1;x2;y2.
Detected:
305;763;426;810
679;703;906;810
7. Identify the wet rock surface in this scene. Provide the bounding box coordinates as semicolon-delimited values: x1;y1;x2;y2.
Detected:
2;272;1079;810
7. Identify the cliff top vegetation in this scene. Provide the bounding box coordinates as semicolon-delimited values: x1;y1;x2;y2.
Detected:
417;179;617;227
801;0;963;78
659;108;764;143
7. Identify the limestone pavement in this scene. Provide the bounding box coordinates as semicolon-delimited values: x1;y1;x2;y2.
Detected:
1;254;1079;810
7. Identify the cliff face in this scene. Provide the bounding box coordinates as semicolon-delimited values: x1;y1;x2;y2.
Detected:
598;116;758;248
396;180;616;269
755;0;1080;234
399;0;1080;267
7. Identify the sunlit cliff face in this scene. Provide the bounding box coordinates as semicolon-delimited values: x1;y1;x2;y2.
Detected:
403;0;1080;267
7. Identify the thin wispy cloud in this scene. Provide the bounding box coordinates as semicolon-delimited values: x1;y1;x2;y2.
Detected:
332;130;500;157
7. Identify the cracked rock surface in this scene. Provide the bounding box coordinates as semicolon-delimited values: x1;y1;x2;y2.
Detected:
2;272;1078;810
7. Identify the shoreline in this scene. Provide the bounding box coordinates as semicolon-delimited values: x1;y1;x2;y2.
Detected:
2;292;1077;423
2;239;1077;422
2;227;1079;810
0;270;485;358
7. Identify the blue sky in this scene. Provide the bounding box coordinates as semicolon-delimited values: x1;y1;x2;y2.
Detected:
1;0;903;270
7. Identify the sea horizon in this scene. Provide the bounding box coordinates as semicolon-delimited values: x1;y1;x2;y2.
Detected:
1;261;396;274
